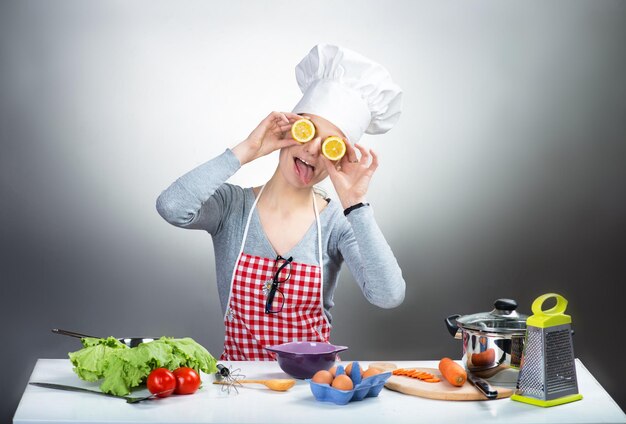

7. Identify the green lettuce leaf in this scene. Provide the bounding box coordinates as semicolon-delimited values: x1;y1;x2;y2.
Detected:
99;352;130;396
69;336;217;396
81;336;127;349
164;337;217;373
68;338;128;382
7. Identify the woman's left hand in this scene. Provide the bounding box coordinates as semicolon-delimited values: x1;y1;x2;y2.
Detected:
322;142;379;209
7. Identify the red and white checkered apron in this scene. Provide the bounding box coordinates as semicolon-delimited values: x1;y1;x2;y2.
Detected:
221;187;331;361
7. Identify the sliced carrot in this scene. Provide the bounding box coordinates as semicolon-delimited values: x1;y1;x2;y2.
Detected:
393;368;439;383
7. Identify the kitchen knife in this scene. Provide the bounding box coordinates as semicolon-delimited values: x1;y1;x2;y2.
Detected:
30;382;125;399
29;382;160;403
466;372;498;399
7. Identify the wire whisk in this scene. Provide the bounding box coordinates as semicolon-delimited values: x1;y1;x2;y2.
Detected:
215;363;244;394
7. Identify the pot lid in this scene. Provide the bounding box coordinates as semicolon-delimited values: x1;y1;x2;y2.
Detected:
455;299;528;334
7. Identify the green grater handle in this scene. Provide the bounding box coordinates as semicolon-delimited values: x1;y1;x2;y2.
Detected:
532;293;568;316
528;293;572;328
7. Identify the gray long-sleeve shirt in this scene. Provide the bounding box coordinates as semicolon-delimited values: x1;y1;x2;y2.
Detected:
156;149;405;323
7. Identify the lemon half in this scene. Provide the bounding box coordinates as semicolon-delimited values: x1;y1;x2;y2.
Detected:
322;136;346;161
291;118;315;143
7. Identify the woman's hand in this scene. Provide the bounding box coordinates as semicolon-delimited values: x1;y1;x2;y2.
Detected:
232;111;302;165
323;142;379;209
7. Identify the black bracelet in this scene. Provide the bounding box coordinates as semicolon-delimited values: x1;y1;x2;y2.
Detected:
344;202;370;216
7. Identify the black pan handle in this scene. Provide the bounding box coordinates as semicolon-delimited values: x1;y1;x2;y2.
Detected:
445;314;461;337
52;328;97;339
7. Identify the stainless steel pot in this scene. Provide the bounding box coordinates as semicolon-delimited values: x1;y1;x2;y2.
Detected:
445;299;528;386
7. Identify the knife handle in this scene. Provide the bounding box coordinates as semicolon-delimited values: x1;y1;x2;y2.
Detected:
468;375;498;399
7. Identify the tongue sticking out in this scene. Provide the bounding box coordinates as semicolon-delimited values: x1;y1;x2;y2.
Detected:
295;158;314;185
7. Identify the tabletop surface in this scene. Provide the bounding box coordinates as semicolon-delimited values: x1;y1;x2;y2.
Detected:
13;358;626;424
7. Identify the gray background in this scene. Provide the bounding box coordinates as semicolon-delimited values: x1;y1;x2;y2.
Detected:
1;0;625;420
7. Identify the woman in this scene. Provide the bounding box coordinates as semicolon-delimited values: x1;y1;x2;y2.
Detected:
157;44;406;360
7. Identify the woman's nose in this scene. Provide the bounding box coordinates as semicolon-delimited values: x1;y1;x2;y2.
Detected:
304;136;322;157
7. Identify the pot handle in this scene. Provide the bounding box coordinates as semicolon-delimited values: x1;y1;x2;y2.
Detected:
445;314;461;337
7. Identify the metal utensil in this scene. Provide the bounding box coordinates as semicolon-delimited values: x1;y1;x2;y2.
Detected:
512;293;583;407
445;299;528;385
52;328;155;348
466;372;498;399
29;382;164;403
52;328;96;339
214;363;244;394
30;382;121;399
30;382;169;404
125;393;161;404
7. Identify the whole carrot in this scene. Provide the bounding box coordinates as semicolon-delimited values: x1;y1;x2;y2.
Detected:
439;357;467;387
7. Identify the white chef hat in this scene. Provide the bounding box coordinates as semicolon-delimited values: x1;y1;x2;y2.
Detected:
292;44;403;144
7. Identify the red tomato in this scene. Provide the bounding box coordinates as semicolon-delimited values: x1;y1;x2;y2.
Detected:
173;367;201;395
147;368;177;398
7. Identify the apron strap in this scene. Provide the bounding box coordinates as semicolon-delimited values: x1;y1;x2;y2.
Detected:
239;184;265;257
223;184;266;320
312;192;331;328
223;185;327;324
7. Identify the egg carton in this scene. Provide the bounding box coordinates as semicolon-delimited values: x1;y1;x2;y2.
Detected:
308;362;392;405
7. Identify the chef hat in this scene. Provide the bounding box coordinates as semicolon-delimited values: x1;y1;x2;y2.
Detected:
292;44;403;143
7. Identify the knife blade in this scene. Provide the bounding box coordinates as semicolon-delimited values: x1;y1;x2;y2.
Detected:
29;382;126;400
29;382;169;403
466;372;498;399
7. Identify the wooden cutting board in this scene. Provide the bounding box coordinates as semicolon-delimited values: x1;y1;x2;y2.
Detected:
369;362;513;401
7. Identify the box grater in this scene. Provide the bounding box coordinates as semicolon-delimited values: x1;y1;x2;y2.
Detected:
511;293;583;407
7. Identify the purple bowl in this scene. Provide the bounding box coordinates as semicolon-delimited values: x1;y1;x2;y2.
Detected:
265;341;348;379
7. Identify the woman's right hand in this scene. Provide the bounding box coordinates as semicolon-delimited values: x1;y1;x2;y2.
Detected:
232;111;302;165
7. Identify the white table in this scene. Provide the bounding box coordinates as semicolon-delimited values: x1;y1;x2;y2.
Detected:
13;359;626;424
